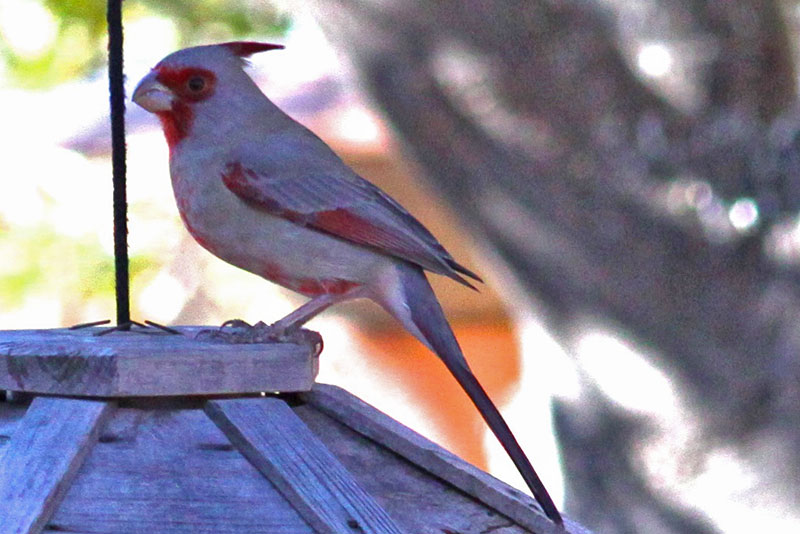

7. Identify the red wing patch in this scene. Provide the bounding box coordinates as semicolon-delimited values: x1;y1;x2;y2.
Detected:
311;208;411;255
222;164;361;296
224;163;420;255
221;162;478;287
222;162;307;224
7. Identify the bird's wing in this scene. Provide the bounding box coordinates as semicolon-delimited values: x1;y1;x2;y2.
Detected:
221;137;481;288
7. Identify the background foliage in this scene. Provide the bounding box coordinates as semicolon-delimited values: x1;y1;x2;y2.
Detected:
0;0;288;87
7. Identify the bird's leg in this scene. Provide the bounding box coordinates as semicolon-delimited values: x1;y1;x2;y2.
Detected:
270;285;367;336
196;286;365;343
269;294;337;335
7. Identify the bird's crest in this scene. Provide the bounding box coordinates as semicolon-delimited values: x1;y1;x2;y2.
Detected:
220;41;284;58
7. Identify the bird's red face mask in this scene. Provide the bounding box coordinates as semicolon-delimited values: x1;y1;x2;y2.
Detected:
132;41;283;112
132;41;283;151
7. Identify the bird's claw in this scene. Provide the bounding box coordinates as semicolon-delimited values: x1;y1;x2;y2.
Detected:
220;318;253;329
195;319;299;344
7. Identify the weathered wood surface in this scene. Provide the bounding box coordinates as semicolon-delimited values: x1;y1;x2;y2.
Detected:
206;397;405;534
303;385;586;534
293;402;541;534
47;407;313;534
0;327;320;397
0;397;113;534
0;399;29;462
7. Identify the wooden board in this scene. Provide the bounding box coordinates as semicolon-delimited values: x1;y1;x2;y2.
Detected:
0;399;29;462
206;397;405;534
0;397;113;534
0;327;320;397
47;406;314;534
303;384;585;534
292;402;539;534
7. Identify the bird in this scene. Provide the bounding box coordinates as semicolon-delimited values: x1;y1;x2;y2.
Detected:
132;41;563;525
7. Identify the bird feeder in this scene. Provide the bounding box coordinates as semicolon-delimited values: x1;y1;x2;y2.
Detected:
0;327;583;534
0;2;589;533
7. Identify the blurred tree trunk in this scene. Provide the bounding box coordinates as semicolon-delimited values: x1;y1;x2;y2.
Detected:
309;0;800;532
690;0;795;118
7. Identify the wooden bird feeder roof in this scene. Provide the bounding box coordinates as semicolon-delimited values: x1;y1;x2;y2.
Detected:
0;327;588;534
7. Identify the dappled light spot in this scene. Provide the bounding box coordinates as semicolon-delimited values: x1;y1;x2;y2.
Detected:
637;43;673;78
728;198;759;232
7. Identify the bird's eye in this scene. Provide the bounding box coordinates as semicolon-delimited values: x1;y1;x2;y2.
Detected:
187;76;205;92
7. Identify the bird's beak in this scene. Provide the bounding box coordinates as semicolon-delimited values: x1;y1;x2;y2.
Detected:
132;70;173;112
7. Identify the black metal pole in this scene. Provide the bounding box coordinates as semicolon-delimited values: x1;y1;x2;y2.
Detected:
107;0;130;327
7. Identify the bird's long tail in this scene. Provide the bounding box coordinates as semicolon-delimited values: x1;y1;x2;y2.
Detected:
389;262;563;525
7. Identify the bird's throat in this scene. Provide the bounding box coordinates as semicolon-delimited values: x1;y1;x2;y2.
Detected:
156;101;193;155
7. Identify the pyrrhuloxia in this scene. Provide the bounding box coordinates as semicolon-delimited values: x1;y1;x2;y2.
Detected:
133;42;562;525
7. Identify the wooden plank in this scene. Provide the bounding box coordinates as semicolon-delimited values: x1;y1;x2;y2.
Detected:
0;400;29;462
0;327;320;397
206;397;406;534
302;385;585;534
49;407;313;534
293;403;539;534
0;397;114;534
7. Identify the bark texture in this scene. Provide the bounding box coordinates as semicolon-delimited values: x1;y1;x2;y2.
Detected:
309;1;800;531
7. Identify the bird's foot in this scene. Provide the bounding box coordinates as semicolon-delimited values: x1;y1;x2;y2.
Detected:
220;318;254;330
195;319;274;343
195;319;306;344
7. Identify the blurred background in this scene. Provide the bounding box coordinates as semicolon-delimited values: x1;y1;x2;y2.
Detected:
2;0;800;532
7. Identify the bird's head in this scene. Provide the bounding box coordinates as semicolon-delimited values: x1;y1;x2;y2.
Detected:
132;41;283;151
